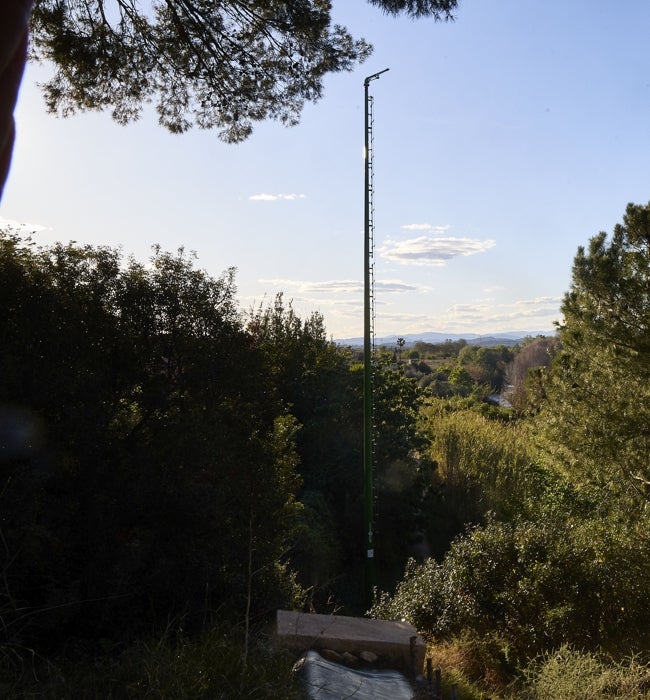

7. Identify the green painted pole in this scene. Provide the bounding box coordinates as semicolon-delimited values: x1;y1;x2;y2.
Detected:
363;68;388;607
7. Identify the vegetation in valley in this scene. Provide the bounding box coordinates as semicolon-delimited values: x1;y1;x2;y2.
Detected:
371;201;650;698
2;201;650;697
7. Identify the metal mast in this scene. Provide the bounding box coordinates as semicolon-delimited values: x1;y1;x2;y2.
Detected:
363;68;388;605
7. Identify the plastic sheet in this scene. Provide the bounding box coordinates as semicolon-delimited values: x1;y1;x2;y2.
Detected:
296;650;415;699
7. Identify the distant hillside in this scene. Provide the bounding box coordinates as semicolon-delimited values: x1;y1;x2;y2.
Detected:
336;330;555;348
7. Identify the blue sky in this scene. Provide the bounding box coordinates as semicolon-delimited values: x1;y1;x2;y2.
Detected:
2;0;650;339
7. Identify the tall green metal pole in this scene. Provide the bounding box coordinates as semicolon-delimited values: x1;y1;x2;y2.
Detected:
363;68;388;606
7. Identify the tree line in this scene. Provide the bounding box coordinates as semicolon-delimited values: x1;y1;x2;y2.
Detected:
2;201;650;696
0;229;425;657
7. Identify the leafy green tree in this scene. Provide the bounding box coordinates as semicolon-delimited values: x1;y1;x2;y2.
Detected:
448;365;473;394
542;202;650;505
413;338;467;360
368;358;431;589
0;231;303;646
247;295;366;602
247;298;430;605
29;0;457;140
247;294;355;498
505;336;559;413
247;299;395;600
457;344;514;391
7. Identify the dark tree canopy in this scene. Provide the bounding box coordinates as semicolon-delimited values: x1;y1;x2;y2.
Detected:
29;0;457;141
368;0;457;19
0;230;304;643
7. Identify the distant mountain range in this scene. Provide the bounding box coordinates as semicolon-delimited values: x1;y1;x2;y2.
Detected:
335;330;556;348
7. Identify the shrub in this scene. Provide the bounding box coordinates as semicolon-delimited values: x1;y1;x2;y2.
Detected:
371;514;650;662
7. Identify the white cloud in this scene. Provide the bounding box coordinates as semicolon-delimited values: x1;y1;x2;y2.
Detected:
371;295;562;337
249;193;306;202
380;235;496;266
435;297;561;330
258;278;419;294
516;296;559;307
259;278;359;293
0;216;49;232
245;281;560;340
400;223;450;233
376;280;420;294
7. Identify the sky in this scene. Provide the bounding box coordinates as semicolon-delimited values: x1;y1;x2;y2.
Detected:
2;0;650;340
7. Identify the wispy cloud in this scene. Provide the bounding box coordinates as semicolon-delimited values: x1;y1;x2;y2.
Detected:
376;280;421;294
258;278;419;294
515;296;558;308
371;295;562;337
249;193;306;202
400;223;451;233
380;235;496;266
243;285;561;340
438;297;561;329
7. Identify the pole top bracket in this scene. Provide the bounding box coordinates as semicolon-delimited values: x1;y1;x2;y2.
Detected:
364;68;390;86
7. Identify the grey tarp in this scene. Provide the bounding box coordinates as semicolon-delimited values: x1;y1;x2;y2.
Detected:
296;650;414;699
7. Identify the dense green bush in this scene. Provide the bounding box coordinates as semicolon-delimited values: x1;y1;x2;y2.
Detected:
371;513;650;661
0;232;304;647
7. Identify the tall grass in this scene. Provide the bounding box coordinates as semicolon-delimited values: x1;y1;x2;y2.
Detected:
0;624;301;699
517;646;650;700
423;637;650;700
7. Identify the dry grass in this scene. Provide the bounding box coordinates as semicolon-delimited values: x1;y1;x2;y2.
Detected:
426;633;514;699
